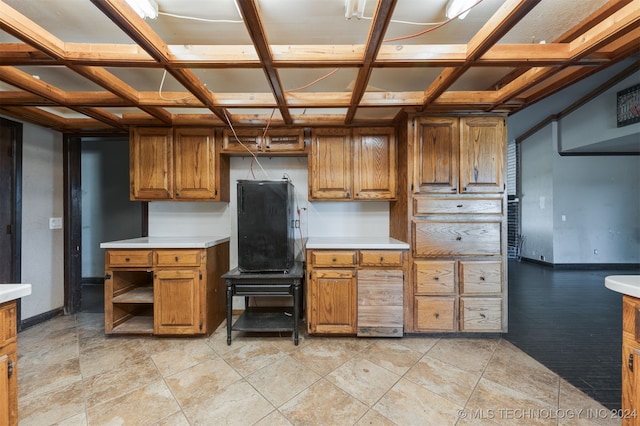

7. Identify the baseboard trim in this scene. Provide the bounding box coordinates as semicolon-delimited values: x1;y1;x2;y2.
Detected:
518;258;640;270
21;307;64;330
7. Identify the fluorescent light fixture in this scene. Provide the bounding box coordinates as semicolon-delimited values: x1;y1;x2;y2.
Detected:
124;0;158;19
345;0;366;19
446;0;476;20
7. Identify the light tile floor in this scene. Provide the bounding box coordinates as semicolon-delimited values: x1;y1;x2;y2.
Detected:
18;313;620;425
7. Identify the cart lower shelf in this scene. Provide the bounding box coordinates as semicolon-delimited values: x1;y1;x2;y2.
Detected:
232;307;295;333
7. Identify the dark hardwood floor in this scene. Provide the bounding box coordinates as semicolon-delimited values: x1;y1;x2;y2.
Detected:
505;259;638;410
81;259;637;409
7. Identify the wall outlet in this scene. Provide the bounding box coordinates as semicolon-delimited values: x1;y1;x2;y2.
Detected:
49;217;62;229
594;249;598;255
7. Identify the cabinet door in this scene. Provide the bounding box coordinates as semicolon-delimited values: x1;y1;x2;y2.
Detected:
0;354;9;426
414;117;459;194
174;128;218;200
309;128;352;200
353;127;396;200
459;116;505;193
154;269;201;335
130;127;173;200
221;128;262;153
264;128;305;152
308;269;357;334
357;270;403;337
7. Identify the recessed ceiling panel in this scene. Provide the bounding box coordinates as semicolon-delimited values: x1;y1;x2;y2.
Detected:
259;0;375;45
191;69;272;93
148;0;251;44
354;107;402;120
279;68;357;93
499;0;611;43
383;0;506;45
448;67;515;91
16;66;105;91
5;0;141;43
368;67;445;92
38;106;87;119
106;68;178;92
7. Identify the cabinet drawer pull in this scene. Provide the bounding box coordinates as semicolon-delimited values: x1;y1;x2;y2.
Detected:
175;256;179;262
8;360;13;378
480;313;486;318
434;276;439;281
435;313;440;319
125;257;130;262
629;353;634;372
332;258;337;262
456;236;462;241
380;256;384;262
456;204;463;208
480;276;485;281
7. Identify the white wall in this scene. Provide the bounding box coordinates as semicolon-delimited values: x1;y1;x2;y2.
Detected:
148;155;390;269
515;70;640;264
520;124;555;262
20;123;64;320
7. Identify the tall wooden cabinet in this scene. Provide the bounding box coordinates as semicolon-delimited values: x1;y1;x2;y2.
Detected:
309;127;396;201
130;127;229;202
0;300;17;425
392;114;507;333
621;295;640;425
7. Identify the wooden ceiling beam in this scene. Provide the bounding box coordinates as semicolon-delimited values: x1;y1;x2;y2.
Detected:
236;0;291;125
345;0;397;124
0;106;67;131
568;0;640;60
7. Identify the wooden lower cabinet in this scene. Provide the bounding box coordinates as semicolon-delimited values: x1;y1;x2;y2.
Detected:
0;300;18;425
414;296;456;331
105;243;229;336
306;248;407;336
621;295;640;425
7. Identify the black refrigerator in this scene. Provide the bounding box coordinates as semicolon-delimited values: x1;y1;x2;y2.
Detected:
237;179;295;272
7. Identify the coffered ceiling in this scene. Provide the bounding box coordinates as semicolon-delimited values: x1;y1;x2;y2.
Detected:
0;0;638;133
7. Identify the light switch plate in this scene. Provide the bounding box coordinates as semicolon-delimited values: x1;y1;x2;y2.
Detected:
49;217;62;229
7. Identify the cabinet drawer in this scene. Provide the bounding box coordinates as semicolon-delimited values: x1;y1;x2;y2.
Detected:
0;301;17;345
107;250;153;267
414;197;502;215
155;250;202;267
359;250;402;267
413;220;501;257
414;261;455;294
460;297;503;331
414;296;456;331
459;261;502;294
311;251;357;267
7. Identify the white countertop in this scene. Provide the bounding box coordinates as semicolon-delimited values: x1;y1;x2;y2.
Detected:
605;275;640;298
100;236;230;249
306;237;409;250
0;284;32;304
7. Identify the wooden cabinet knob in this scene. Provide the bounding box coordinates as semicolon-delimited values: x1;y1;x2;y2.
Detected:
435;313;440;319
380;256;384;262
125;257;130;262
332;258;337;262
175;256;179;261
434;276;439;281
480;276;485;281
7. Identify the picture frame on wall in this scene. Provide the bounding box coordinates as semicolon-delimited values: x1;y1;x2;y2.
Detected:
616;83;640;127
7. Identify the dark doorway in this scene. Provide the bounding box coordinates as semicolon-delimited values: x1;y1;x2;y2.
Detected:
0;118;22;285
64;134;147;314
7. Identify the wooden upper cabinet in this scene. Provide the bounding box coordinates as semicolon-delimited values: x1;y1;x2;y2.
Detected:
459;117;505;193
222;128;306;154
174;128;217;200
130;127;173;200
221;128;261;154
414;116;505;194
414;117;459;194
310;128;352;200
353;127;396;200
131;127;228;202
